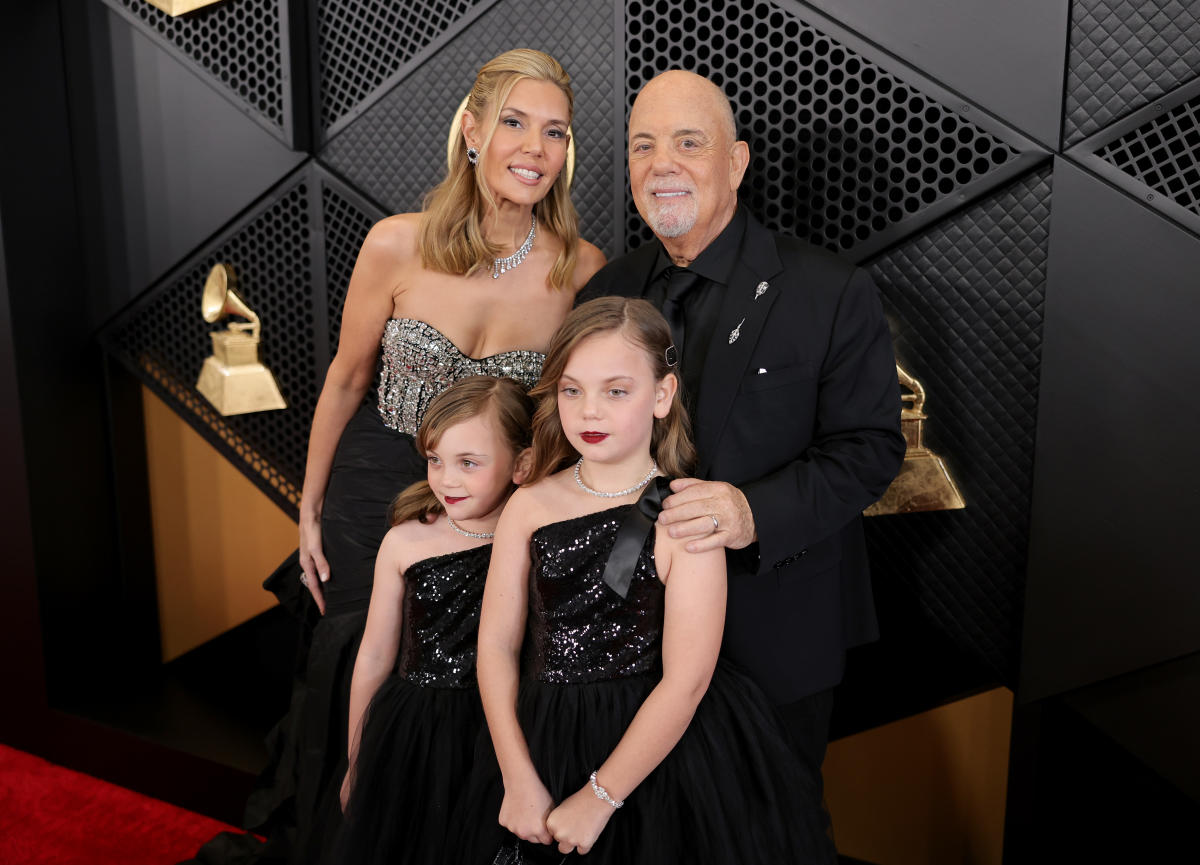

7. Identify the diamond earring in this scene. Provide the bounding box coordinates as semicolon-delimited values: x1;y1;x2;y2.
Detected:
466;146;479;166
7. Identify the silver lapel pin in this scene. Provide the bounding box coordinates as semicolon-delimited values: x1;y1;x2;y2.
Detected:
728;317;745;345
754;281;769;300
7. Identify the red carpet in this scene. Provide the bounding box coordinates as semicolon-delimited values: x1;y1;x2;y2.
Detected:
0;744;237;864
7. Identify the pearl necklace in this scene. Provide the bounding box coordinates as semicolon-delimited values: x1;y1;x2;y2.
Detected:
574;457;658;498
492;214;536;279
446;518;494;540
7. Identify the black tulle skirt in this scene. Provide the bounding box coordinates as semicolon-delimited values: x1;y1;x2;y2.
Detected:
336;678;485;865
178;405;428;865
451;660;833;865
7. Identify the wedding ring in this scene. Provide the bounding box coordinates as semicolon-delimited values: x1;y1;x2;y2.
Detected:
709;514;720;533
299;572;309;586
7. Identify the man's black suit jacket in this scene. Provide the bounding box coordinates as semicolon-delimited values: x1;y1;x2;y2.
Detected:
583;211;905;704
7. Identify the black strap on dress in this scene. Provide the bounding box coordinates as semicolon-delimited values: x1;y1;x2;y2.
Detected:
600;476;671;598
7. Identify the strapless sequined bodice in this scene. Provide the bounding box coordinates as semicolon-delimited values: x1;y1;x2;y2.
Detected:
397;543;490;689
528;509;665;685
378;318;544;434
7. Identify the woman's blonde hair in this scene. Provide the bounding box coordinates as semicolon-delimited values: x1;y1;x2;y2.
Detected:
526;297;695;485
388;376;535;526
419;49;579;291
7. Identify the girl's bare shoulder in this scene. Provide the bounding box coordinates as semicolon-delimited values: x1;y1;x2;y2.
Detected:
505;472;575;525
653;522;724;586
379;515;443;571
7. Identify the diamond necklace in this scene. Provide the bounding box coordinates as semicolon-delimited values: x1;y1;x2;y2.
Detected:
447;517;494;540
574;457;658;498
492;214;536;279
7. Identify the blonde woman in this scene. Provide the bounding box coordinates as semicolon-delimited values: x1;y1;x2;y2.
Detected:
249;49;603;865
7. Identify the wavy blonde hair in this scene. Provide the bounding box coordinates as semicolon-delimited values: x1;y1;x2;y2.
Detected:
388;376;535;526
419;49;579;291
526;297;696;485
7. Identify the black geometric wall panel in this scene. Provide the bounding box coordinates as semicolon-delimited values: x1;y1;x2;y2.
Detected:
1099;92;1200;217
320;175;388;356
316;0;484;135
622;0;1046;261
1022;159;1200;701
78;3;307;320
866;164;1053;682
99;162;381;518
1068;76;1200;241
1063;0;1200;147
804;0;1070;148
320;0;620;257
101;0;296;143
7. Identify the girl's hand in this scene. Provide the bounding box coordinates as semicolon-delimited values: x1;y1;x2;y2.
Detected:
498;775;556;845
545;785;617;856
299;513;329;615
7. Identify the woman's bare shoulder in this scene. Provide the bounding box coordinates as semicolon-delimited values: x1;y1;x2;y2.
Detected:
363;213;423;259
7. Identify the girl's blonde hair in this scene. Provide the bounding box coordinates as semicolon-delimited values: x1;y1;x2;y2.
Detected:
419;49;579;291
388;376;535;526
526;297;696;485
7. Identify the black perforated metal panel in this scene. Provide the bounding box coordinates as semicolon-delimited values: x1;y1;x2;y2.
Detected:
321;180;387;356
102;0;291;140
865;165;1053;681
320;0;619;257
1097;93;1200;219
104;170;320;515
1064;0;1200;147
622;0;1028;260
317;0;483;133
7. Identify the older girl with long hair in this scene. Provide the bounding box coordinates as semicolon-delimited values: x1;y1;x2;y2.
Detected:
455;298;826;864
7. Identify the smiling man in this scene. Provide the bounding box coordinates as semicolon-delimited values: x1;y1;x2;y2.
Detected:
582;69;906;858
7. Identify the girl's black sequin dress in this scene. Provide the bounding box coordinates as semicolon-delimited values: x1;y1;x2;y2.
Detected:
337;543;491;865
453;495;829;864
224;320;542;865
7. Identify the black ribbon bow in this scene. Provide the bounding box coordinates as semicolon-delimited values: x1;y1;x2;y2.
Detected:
600;477;671;598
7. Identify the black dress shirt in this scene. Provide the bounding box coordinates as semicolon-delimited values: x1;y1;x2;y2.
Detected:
645;208;748;414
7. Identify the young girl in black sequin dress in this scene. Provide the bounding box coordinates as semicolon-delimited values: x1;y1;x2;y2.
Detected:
455;297;827;864
335;375;533;865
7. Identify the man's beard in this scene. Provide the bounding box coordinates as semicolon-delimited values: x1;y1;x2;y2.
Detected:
642;194;697;238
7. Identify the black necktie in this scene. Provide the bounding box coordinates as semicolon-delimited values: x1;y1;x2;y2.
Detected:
660;267;701;362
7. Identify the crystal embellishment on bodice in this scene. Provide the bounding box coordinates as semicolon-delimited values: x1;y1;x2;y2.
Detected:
377;318;544;434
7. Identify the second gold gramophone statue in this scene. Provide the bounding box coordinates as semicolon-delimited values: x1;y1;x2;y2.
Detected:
195;263;287;416
864;363;965;516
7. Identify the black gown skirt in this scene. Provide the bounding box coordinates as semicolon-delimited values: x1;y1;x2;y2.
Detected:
336;544;491;865
186;404;426;865
451;498;834;865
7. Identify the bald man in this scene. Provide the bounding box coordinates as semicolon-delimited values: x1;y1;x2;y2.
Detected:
582;70;905;849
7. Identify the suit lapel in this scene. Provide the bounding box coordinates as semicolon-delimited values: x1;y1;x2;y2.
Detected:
695;217;784;477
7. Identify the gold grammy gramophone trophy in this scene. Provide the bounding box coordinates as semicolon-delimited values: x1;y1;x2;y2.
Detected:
195;264;287;416
143;0;225;15
865;363;965;516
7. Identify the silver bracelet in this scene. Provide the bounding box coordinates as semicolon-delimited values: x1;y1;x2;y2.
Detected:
589;770;624;809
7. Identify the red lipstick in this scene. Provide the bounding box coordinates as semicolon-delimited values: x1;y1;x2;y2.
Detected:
580;432;608;444
444;495;467;504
